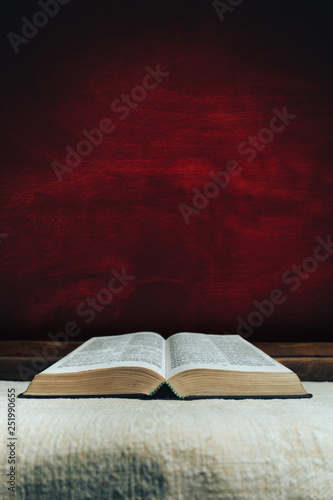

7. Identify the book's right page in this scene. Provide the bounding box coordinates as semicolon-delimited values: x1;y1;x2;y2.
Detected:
166;333;291;379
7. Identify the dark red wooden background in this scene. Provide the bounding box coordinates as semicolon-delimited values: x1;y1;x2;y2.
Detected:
0;0;332;341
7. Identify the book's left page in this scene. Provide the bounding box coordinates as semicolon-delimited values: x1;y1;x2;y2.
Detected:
42;332;166;378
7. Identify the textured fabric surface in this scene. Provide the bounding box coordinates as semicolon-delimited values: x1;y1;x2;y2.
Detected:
1;381;333;499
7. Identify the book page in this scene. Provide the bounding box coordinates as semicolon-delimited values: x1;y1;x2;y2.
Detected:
166;333;290;378
42;332;165;377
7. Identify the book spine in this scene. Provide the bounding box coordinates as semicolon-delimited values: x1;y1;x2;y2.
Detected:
149;381;185;399
165;382;185;399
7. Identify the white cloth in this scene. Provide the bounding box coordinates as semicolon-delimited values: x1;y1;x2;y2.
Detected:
0;381;333;499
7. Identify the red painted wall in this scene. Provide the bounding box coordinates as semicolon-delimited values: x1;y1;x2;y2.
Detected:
1;0;332;341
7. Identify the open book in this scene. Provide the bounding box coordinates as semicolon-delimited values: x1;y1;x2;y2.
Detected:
21;332;311;399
